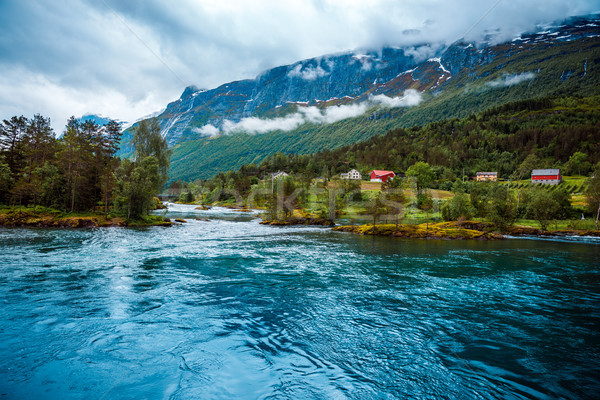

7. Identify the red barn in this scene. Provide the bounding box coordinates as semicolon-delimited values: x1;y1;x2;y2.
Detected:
531;169;562;185
370;170;395;183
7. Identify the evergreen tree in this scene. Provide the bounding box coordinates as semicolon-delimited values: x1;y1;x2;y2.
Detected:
0;157;13;204
101;120;123;216
0;115;27;175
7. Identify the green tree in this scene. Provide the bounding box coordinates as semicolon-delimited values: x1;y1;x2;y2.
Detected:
271;176;298;220
132;118;170;189
585;164;600;230
113;118;170;220
0;157;13;203
0;115;27;174
406;161;434;194
382;177;406;230
441;186;475;222
418;192;434;229
101;120;123;216
469;183;491;218
114;157;161;220
486;184;517;229
35;162;64;209
59;117;96;212
179;191;194;203
513;154;540;182
565;152;591;176
24;114;55;177
366;192;386;227
524;187;572;231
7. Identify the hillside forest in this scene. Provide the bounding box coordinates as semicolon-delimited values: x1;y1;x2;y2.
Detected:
169;95;600;230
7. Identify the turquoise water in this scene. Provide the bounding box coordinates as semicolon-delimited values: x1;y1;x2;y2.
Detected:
1;204;599;399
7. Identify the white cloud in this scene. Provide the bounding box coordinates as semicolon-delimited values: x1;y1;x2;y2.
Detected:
222;113;306;134
371;89;423;107
201;90;422;135
193;124;220;137
404;44;443;63
298;103;369;124
0;66;165;135
487;72;536;87
288;64;329;80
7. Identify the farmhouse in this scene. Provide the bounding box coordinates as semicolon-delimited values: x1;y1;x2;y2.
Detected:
369;170;395;183
340;169;362;180
476;172;498;182
531;169;562;185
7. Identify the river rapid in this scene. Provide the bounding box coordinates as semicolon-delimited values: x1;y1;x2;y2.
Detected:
0;204;599;399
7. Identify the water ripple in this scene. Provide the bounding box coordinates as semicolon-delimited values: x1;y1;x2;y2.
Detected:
0;204;599;399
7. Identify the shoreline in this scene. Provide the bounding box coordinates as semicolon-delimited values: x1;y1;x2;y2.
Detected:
331;221;600;240
332;222;504;240
0;210;172;228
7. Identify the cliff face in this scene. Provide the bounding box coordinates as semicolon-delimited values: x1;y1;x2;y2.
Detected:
154;46;427;145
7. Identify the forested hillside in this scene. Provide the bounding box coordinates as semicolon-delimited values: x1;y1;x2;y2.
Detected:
203;95;600;187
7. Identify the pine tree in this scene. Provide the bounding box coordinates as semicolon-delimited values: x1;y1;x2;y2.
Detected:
0;115;27;174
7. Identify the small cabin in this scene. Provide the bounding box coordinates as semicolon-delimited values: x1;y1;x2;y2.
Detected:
531;169;562;185
476;172;498;182
369;170;395;183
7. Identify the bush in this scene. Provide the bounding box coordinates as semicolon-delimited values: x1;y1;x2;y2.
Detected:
441;192;475;221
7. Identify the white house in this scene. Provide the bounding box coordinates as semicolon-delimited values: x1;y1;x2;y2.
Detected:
340;169;362;180
271;171;289;180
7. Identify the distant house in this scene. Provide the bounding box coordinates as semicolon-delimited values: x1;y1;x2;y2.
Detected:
369;170;395;183
531;169;562;185
476;172;498;182
340;169;362;180
271;171;289;180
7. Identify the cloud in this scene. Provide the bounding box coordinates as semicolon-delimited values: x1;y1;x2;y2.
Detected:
404;44;443;63
0;1;597;132
205;90;422;135
222;113;306;134
288;64;329;80
298;103;369;124
371;89;422;107
0;65;164;135
487;72;536;87
193;124;220;137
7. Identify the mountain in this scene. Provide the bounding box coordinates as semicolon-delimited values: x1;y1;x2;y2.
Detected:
120;13;600;181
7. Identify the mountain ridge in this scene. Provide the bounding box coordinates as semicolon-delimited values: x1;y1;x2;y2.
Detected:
119;13;600;182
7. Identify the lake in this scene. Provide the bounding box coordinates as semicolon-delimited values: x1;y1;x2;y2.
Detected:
1;204;599;399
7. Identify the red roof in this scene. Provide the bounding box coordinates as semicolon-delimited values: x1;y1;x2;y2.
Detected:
371;170;395;177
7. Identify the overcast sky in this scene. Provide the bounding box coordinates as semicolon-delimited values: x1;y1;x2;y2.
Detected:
0;0;598;133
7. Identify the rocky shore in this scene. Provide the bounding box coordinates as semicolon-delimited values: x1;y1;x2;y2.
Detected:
332;221;600;240
332;221;503;240
260;216;335;226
